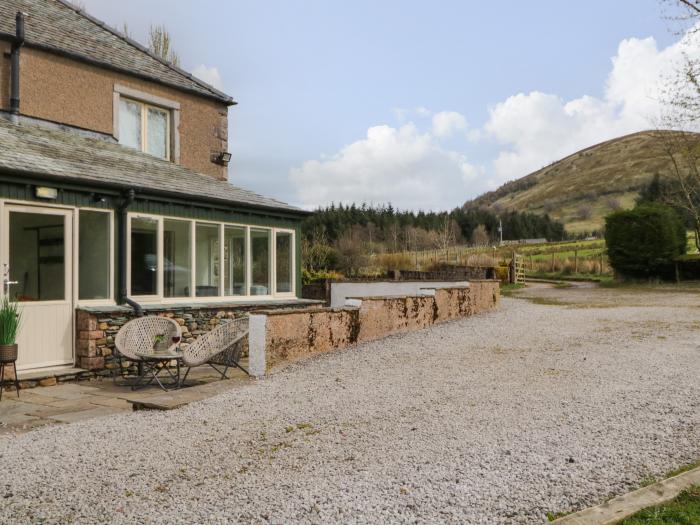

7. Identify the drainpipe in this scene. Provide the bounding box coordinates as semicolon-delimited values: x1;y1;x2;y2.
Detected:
118;189;143;315
10;12;25;117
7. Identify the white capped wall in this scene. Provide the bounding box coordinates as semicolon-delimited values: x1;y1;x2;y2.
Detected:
330;281;470;308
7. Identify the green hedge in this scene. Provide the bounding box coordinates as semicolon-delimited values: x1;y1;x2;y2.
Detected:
605;203;686;279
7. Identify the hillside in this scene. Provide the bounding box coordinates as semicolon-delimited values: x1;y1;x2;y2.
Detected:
467;130;689;234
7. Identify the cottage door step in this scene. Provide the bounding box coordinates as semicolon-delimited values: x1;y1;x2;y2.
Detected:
2;205;74;371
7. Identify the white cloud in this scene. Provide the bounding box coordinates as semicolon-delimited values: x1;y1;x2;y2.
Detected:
290;123;478;211
291;27;700;210
432;111;468;138
191;64;224;91
483;31;700;184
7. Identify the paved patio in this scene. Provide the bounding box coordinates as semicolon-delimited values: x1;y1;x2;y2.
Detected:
0;362;250;435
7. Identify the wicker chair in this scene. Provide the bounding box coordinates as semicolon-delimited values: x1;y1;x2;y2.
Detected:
181;316;249;384
114;316;182;383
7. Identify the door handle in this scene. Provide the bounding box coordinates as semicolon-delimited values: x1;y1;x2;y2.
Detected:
3;279;18;295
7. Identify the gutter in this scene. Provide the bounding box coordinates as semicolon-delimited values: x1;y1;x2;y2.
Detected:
0;166;311;219
9;11;25;116
117;188;135;307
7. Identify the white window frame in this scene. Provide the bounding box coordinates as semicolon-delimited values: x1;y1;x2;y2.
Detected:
113;84;180;163
126;214;162;301
273;228;296;298
0;200;116;308
75;208;115;306
126;212;296;303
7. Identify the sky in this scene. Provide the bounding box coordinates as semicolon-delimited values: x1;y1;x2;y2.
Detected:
80;0;694;211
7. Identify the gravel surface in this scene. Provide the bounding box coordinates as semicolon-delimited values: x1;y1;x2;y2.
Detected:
1;287;699;524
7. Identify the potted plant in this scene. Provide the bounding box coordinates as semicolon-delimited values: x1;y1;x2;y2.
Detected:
153;333;167;353
0;296;21;362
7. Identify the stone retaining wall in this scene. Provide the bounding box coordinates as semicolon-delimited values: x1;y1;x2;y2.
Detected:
249;280;499;376
74;302;311;373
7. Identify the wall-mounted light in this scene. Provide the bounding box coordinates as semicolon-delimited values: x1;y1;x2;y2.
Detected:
212;151;232;166
91;193;107;203
35;186;58;199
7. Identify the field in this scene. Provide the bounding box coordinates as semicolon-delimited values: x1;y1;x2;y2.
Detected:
374;239;611;279
373;231;699;281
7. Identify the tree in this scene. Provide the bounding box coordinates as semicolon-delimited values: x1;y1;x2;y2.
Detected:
657;131;700;250
434;215;460;251
576;204;593;221
605;203;687;279
148;24;180;66
471;224;490;246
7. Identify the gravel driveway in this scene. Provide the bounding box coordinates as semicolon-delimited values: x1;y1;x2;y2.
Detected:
1;286;699;524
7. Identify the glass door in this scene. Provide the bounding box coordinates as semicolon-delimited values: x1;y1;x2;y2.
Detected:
3;205;73;370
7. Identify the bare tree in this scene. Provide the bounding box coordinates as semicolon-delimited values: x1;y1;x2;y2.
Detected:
654;1;700;249
434;215;460;251
121;22;133;39
148;24;180;66
657;130;700;249
336;225;367;275
576;204;593;221
605;196;623;211
388;221;401;253
471;224;490;246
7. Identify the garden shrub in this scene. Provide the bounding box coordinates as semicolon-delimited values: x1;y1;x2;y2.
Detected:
605;203;686;279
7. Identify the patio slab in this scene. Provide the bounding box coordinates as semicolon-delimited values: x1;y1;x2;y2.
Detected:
47;406;125;424
0;365;250;434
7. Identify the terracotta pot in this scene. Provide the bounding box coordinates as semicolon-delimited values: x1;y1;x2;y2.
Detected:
0;343;17;362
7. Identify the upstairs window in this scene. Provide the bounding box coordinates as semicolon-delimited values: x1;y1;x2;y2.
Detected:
119;97;170;160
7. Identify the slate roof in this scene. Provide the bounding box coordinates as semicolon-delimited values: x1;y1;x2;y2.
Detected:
0;0;234;104
0;118;305;215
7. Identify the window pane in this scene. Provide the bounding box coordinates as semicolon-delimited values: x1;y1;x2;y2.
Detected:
251;229;270;296
195;223;220;297
9;212;65;301
119;99;142;150
147;107;168;159
79;211;110;300
164;220;191;298
224;226;246;296
130;217;158;295
276;232;292;294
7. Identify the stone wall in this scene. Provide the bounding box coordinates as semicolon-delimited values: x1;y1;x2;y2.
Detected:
74;303;303;373
302;265;497;305
250;280;499;376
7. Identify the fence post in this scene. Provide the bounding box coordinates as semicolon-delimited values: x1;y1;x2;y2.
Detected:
551;252;555;272
574;250;578;274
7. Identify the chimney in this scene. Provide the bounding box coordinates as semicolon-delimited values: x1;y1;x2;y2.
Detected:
10;11;26;116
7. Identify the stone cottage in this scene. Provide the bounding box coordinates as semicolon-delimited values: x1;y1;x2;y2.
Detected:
0;0;310;379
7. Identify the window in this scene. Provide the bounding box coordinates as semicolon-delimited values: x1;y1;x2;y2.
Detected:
224;226;246;296
251;229;271;296
119;97;170;160
275;231;293;294
195;223;220;297
79;211;111;300
127;214;293;300
130;217;158;296
164;219;191;298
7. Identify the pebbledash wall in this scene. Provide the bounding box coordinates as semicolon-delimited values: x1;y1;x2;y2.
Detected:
248;280;500;376
72;280;498;380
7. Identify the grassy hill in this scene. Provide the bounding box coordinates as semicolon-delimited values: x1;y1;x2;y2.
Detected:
467;130;686;234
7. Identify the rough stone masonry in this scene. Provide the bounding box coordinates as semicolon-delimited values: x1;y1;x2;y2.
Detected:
248;280;500;376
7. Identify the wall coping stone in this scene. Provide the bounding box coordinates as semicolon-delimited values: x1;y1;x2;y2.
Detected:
77;298;323;314
253;305;358;316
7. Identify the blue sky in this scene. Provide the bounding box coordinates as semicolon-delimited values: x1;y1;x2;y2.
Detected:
81;0;687;210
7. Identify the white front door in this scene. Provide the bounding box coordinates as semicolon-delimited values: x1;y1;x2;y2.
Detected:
2;205;73;371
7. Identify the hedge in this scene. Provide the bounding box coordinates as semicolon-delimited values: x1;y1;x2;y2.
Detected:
604;203;686;279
